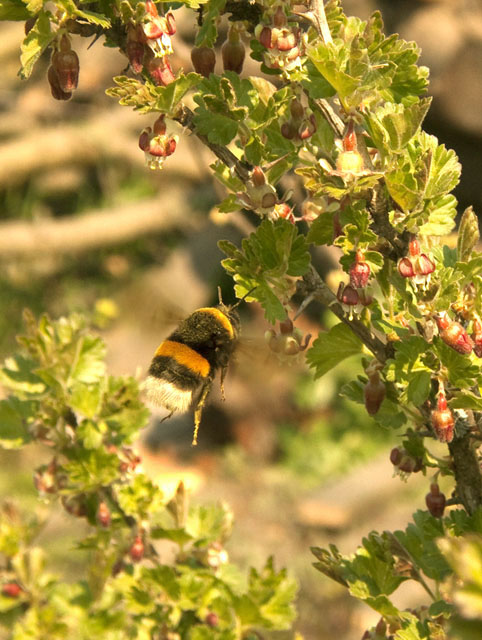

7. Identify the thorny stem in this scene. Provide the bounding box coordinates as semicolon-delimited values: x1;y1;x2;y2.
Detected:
296;266;392;363
307;0;333;44
175;105;252;183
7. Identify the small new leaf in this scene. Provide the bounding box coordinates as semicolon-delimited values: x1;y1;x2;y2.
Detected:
457;206;479;262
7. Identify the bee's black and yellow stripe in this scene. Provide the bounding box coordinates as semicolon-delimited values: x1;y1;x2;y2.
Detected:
146;305;239;403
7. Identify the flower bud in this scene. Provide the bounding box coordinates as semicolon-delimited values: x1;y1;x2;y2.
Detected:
205;612;219;627
47;65;72;101
431;392;455;443
97;501;111;528
281;121;297;140
221;29;245;74
2;582;22;598
425;483;446;518
390;447;402;466
251;166;266;187
191;46;216;77
146;55;175;85
145;0;158;17
52;43;79;92
129;535;145;562
273;5;287;28
165;11;176;36
259;26;274;49
153;114;167;135
279;318;293;335
436;314;473;355
337;283;359;306
398;257;414;278
349;250;370;289
364;372;385;415
261;192;277;209
298;114;317;140
342;122;357;152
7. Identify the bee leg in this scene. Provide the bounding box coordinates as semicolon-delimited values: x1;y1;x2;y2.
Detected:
159;410;174;424
192;380;212;446
219;365;228;401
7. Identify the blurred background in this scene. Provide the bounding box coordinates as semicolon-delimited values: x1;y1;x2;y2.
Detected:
0;0;481;637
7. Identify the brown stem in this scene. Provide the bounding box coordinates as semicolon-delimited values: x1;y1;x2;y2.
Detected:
449;436;482;515
297;267;392;363
174;105;252;183
305;0;333;44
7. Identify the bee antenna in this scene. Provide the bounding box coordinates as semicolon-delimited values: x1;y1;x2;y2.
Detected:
217;286;224;306
231;286;257;309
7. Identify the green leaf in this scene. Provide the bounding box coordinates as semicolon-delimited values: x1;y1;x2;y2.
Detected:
0;397;33;449
425;139;461;199
69;381;103;418
152;72;201;115
306;323;364;379
63;448;119;490
19;10;56;80
434;341;479;388
195;0;226;47
450;392;482;411
419;194;457;236
457;207;480;262
117;474;165;518
193;110;239;145
365;99;431;152
406;370;431;406
73;8;110;28
307;211;336;245
0;354;45;395
69;335;106;384
0;0;31;20
76;418;105;449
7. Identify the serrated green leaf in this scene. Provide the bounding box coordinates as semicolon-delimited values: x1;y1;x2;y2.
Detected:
365;99;431;152
307;211;336;245
419;194;457;236
434;341;479;388
425;141;461;199
195;0;226;46
152;72;201;115
406;370;431;406
73;8;110;28
69;381;103;418
69;335;105;384
450;392;482;411
306;323;363;379
0;354;45;394
19;10;56;80
193;110;238;145
457;207;480;262
116;474;164;518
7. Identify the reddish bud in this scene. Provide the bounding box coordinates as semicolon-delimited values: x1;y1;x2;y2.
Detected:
398;257;415;278
337;283;359;306
147;56;175;85
153;114;167;135
436;315;473;355
221;39;245;74
281;121;296;139
47;65;72;101
364;372;386;415
298;115;317;140
431;393;455;443
191;46;216;77
390;447;402;466
425;483;446;518
138;128;151;151
259;26;274;49
276;30;297;52
414;253;435;276
273;5;287;28
251;166;266;187
408;236;421;257
129;535;144;562
165;11;176;36
97;502;111;528
349;251;370;288
126;40;145;73
205;612;219;627
279;318;294;335
472;317;482;357
52;48;79;92
2;582;22;598
343;122;357;152
24;16;37;35
145;0;158;17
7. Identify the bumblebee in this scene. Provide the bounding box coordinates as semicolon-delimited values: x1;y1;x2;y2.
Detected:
142;303;240;445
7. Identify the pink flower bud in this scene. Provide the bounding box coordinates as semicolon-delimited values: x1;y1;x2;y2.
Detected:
52;48;79;92
363;372;385;415
436;314;473;355
337;283;359;306
191;46;216;77
425;483;446;518
251;166;266;187
431;392;455;443
129;536;144;562
349;250;370;288
398;257;415;278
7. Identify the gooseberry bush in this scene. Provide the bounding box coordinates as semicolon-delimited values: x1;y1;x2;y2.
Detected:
1;0;482;639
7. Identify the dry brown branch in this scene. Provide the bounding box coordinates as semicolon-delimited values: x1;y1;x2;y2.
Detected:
0;188;199;257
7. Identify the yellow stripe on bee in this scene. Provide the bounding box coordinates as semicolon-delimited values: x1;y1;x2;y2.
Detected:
196;307;234;339
155;341;210;377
